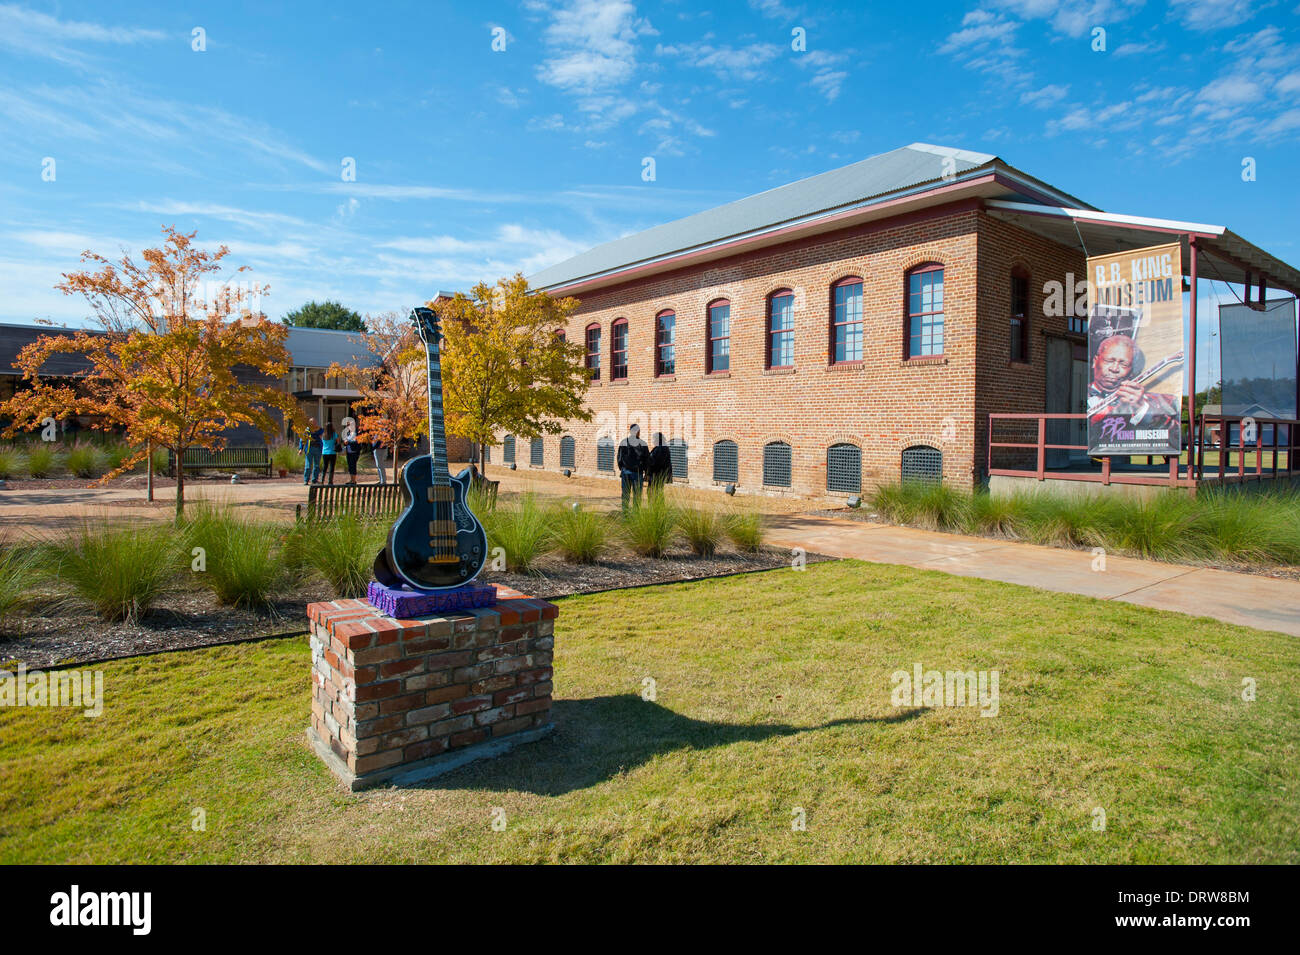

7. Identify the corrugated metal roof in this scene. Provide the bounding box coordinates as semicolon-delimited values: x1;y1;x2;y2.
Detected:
0;322;378;375
529;143;1091;291
283;326;376;369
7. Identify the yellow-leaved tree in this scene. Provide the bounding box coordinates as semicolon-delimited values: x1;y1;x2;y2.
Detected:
0;226;303;517
438;274;591;473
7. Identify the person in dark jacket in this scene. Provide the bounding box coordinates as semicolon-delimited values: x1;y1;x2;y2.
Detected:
343;425;361;485
617;423;649;511
647;432;673;498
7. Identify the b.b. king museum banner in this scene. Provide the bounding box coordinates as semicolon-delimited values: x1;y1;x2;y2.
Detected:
1086;242;1186;456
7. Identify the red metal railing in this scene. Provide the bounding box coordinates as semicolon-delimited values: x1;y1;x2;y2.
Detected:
1194;413;1298;483
988;412;1300;488
987;412;1191;487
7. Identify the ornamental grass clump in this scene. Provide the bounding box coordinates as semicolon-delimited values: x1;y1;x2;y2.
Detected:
550;504;609;564
65;442;108;479
678;506;725;557
25;444;58;478
0;542;43;634
46;522;177;623
482;493;552;573
297;512;388;598
182;502;285;608
722;509;765;553
621;493;678;558
0;446;25;480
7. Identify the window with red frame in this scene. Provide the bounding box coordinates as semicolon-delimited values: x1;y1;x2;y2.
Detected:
706;300;730;373
585;324;601;380
768;289;794;368
655;309;676;376
555;328;566;342
1010;269;1029;362
906;265;944;358
611;319;628;380
831;278;863;363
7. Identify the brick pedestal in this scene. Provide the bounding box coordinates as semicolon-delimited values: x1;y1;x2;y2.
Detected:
307;586;556;791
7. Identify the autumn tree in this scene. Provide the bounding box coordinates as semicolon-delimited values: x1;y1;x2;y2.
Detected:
326;311;428;473
0;226;303;517
439;274;591;473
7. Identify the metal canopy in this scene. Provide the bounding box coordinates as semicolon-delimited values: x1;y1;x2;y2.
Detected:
985;199;1300;296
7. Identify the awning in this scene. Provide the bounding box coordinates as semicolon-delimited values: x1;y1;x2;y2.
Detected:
985;199;1300;296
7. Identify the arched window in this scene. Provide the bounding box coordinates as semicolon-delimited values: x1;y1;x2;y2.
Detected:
767;289;794;369
827;443;861;493
560;435;576;469
530;437;544;467
585;323;602;380
706;300;730;374
655;309;676;377
1010;267;1029;363
906;264;944;358
596;437;616;471
669;438;688;480
503;435;515;464
831;277;863;364
712;439;738;483
763;441;792;487
611;319;628;380
901;445;943;485
555;328;566;342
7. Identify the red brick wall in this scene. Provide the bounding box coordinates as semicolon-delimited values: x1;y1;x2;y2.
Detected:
509;201;1084;497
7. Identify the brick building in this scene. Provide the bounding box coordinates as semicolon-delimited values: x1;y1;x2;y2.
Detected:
507;143;1094;498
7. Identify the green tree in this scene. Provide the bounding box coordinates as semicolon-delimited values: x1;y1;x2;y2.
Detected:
282;300;365;332
439;274;591;473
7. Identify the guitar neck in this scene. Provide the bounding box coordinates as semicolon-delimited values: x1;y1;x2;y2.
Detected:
426;336;449;484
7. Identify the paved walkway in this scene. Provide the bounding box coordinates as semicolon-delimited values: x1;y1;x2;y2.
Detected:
764;514;1300;637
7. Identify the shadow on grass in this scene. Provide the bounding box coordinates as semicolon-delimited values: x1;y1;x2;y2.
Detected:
422;694;926;796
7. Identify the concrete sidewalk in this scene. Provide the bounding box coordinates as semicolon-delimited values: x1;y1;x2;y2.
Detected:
764;514;1300;637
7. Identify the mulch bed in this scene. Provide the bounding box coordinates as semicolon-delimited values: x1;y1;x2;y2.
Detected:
1;546;832;669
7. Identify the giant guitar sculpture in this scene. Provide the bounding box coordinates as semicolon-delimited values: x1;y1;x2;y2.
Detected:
373;306;488;591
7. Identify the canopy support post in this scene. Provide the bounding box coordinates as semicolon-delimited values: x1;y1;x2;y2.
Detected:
1188;235;1199;482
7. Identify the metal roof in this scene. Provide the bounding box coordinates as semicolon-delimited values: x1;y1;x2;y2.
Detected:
283;326;376;369
984;200;1300;296
530;142;1095;293
0;322;378;375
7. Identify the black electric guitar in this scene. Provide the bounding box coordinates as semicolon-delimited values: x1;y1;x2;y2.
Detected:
373;306;488;591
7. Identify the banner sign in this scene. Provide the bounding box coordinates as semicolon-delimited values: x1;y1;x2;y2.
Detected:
1086;242;1185;456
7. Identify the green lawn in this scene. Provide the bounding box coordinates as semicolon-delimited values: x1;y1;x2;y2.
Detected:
1;560;1297;863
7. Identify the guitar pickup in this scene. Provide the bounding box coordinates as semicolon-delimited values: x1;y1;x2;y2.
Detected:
427;555;461;565
428;520;457;535
426;487;454;503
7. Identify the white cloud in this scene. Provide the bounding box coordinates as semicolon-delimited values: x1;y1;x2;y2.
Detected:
536;0;657;94
1020;83;1069;107
1169;0;1259;31
656;41;783;81
0;4;166;67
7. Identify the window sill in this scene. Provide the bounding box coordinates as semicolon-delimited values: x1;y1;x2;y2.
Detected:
764;367;796;376
653;375;676;382
827;361;865;373
610;379;629;386
1008;359;1033;369
900;356;947;367
705;371;731;379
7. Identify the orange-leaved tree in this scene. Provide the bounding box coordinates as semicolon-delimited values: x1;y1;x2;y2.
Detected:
439;274;590;473
0;226;303;517
326;310;428;475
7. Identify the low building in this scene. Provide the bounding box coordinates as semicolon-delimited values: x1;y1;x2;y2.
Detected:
512;142;1299;497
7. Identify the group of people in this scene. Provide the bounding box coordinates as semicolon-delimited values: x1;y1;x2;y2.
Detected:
298;419;374;485
616;424;675;509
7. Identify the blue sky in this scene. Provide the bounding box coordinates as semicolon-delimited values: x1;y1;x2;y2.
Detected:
3;0;1299;329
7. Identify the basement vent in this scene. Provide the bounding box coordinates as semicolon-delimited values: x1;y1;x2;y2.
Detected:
901;445;943;485
712;440;738;483
560;435;576;469
763;441;792;487
826;443;862;493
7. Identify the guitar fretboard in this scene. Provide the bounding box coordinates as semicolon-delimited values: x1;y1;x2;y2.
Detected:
425;329;449;486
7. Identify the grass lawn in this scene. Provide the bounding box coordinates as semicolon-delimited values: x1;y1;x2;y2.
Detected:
1;559;1297;864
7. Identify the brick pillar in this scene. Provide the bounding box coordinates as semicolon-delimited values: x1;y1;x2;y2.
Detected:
307;587;556;791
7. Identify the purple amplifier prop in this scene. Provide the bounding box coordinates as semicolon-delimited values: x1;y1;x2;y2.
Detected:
365;581;498;618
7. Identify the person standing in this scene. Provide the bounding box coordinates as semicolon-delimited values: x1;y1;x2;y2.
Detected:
343;425;361;485
617;423;649;511
299;418;323;485
647;432;673;498
320;422;339;485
